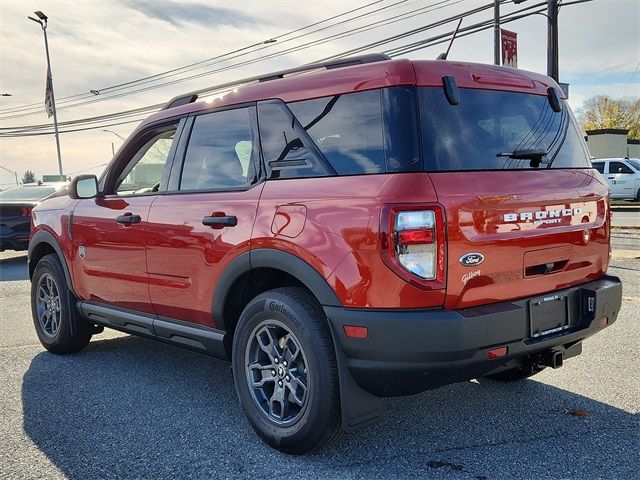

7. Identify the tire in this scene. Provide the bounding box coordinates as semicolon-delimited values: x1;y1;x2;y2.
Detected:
232;287;342;454
31;254;91;354
484;364;545;382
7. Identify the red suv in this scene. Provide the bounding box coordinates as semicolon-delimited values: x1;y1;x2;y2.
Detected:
28;54;622;454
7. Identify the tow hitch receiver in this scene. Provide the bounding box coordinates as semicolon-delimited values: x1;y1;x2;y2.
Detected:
538;349;564;369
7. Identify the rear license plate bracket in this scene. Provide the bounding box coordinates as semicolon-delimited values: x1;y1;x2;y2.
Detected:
529;294;569;338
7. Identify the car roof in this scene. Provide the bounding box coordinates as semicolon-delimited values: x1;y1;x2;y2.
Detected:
595;158;639;162
137;58;564;132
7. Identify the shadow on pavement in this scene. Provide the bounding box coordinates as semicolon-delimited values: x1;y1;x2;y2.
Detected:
22;335;637;479
0;254;28;281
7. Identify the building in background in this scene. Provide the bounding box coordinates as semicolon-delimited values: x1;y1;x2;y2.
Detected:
585;129;640;159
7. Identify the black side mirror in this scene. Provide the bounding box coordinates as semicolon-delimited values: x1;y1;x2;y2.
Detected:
69;174;98;199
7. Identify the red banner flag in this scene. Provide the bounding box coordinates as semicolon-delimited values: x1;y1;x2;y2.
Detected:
45;67;53;118
501;29;518;68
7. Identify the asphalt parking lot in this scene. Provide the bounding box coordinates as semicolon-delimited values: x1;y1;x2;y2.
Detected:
1;234;638;479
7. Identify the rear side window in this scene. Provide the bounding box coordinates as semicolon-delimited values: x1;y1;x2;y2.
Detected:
419;87;591;171
289;90;385;175
288;88;420;175
180;107;257;191
258;101;332;179
592;162;605;173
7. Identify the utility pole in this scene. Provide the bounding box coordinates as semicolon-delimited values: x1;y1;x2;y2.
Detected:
494;0;501;65
547;0;559;81
28;11;64;180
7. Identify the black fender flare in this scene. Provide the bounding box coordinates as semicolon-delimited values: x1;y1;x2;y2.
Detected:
28;230;77;297
212;248;342;332
212;248;381;433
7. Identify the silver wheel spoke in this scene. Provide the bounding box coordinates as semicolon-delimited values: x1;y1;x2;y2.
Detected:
257;326;282;360
37;273;62;337
287;371;308;407
249;361;276;387
268;388;285;422
283;334;300;363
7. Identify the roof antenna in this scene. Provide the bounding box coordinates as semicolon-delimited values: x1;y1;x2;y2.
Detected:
437;18;463;60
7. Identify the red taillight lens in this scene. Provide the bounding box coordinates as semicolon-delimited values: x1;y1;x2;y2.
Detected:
381;205;446;289
397;228;434;245
21;207;32;217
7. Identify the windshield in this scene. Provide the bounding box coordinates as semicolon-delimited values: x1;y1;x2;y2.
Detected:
627;159;640;171
0;185;58;201
419;87;591;171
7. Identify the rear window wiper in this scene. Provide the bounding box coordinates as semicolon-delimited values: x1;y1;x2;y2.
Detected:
497;149;548;159
497;149;548;168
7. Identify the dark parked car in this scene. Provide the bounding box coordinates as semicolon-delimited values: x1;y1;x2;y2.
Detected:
0;183;66;251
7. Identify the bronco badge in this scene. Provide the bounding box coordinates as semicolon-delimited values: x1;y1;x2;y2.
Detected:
459;252;484;267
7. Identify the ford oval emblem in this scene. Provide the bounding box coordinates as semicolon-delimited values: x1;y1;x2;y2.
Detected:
459;252;484;267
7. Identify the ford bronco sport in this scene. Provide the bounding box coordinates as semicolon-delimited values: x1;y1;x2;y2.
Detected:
28;54;622;454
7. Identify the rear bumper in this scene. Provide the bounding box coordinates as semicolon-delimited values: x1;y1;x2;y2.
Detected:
324;275;622;396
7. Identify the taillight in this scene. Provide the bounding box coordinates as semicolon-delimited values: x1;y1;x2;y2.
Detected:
21;207;32;217
395;210;437;280
381;205;446;289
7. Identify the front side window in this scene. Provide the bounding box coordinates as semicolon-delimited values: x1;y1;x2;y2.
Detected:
116;128;176;195
419;87;591;171
609;161;634;174
180;107;257;191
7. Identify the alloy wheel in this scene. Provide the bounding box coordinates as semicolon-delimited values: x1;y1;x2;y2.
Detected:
36;273;62;338
245;319;310;426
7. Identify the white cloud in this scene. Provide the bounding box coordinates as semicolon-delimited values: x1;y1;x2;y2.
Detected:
1;0;639;179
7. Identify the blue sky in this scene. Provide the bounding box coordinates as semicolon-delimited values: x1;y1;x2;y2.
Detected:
0;0;639;185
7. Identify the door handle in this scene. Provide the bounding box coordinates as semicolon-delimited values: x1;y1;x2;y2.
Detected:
202;215;237;228
116;214;141;225
607;176;614;179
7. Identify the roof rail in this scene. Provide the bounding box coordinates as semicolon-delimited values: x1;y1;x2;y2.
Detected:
162;53;391;111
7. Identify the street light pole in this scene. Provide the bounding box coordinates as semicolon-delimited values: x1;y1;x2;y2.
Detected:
493;0;501;65
0;165;19;186
28;11;64;179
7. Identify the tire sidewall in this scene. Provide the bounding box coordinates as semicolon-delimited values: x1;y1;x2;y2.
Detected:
31;255;74;350
232;291;337;452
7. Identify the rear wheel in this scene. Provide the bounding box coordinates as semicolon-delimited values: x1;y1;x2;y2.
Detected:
232;287;341;454
31;254;91;354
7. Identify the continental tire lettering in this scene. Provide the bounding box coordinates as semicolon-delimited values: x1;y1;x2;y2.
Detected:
267;300;296;322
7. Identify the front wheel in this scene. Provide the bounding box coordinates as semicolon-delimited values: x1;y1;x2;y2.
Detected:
31;254;91;354
232;287;342;454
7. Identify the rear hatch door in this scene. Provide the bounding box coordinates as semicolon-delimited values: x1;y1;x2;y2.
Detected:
418;85;609;309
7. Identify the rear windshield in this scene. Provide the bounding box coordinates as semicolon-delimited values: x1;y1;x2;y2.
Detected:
0;185;57;201
419;87;591;171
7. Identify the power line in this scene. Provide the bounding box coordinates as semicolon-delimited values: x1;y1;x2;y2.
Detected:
2;0;590;139
0;0;405;117
0;0;461;123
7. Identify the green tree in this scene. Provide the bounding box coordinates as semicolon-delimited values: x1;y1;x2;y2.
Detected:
576;95;640;139
21;170;36;184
